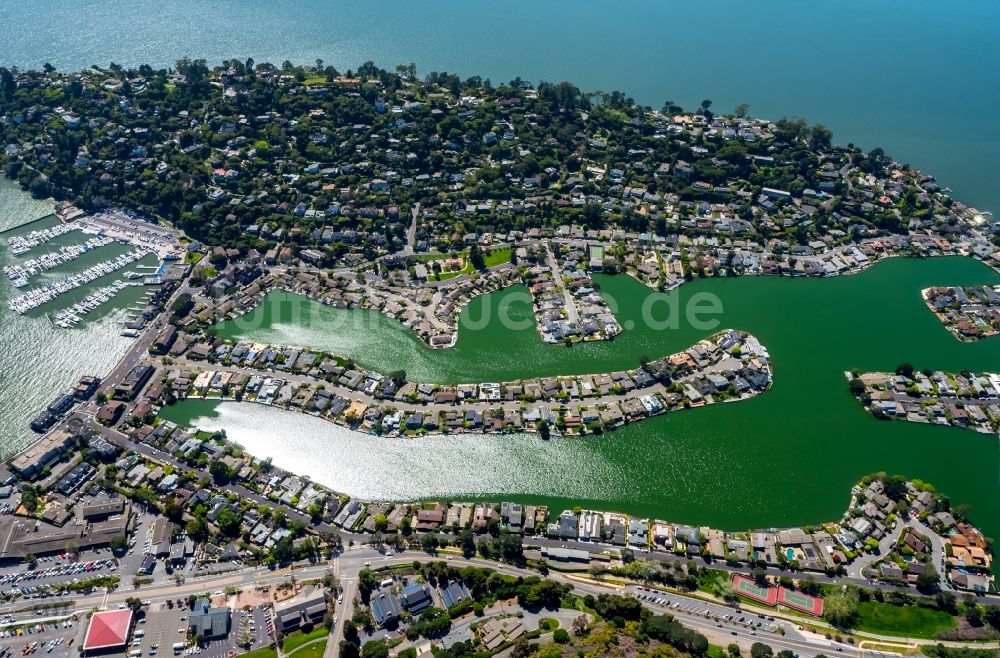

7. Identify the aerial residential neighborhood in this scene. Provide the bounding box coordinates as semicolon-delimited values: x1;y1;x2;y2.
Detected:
1;49;999;658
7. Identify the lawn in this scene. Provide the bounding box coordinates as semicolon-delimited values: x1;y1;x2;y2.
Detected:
538;617;560;631
854;600;955;639
288;640;327;658
483;247;511;268
282;626;329;653
707;645;727;658
437;260;473;281
238;647;277;658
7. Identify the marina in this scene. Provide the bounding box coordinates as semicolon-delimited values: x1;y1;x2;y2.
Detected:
6;248;150;314
52;279;142;328
3;235;116;287
5;221;79;256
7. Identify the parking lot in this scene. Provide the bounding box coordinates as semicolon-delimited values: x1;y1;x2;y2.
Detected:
132;599;273;658
231;605;274;656
627;586;781;635
132;603;190;658
0;614;83;658
0;556;119;600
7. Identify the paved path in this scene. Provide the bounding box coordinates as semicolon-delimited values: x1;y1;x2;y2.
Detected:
545;243;578;324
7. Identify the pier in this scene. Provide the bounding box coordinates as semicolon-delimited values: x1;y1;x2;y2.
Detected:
5;222;80;256
53;279;142;328
3;235;116;287
7;248;150;314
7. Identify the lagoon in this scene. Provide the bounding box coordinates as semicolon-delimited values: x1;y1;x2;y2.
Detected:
161;256;1000;538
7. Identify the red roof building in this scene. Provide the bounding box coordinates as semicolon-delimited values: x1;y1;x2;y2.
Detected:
83;609;133;654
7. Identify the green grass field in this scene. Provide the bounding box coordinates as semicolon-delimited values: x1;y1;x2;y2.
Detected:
854;601;955;639
282;626;329;653
437;260;473;280
238;646;277;658
483;247;511;268
287;640;327;658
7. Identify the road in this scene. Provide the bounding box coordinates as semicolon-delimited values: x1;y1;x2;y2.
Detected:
847;517;950;591
4;546;994;658
544;242;578;324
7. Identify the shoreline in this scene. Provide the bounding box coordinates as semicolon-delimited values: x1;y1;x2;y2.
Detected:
153;328;771;439
215;246;1000;356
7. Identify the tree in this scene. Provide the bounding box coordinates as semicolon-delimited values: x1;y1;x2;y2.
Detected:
110;535;128;552
21;485;38;513
469;244;485;270
361;640;389;658
420;534;439;553
750;642;773;658
215;507;241;537
339;641;361;658
916;564;941;594
458;529;474;558
537;419;551;440
895;362;915;378
553;628;569;643
823;589;859;628
848;378;865;396
209;459;231;484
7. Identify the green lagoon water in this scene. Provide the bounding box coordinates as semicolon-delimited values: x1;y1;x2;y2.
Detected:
3;0;1000;534
160;256;1000;536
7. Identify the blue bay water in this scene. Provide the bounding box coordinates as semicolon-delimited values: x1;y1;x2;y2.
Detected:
0;0;998;215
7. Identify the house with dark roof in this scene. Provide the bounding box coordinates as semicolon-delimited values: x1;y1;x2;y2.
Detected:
399;582;432;613
370;589;401;628
274;588;328;633
439;581;470;608
188;599;231;641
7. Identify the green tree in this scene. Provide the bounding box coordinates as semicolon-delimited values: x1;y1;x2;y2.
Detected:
215;507;241;537
916;564;941;594
361;640;389;658
823;589;859;628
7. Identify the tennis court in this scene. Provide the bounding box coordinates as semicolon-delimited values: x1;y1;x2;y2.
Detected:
732;574;778;605
777;586;824;616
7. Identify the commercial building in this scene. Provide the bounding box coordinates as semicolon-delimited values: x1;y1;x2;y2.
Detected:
10;429;75;479
274;588;327;633
188;599;231;640
82;609;133;655
114;364;155;400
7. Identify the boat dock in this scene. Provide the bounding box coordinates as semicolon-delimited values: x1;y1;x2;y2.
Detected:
5;222;80;256
7;248;150;314
3;235;116;287
52;278;142;328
